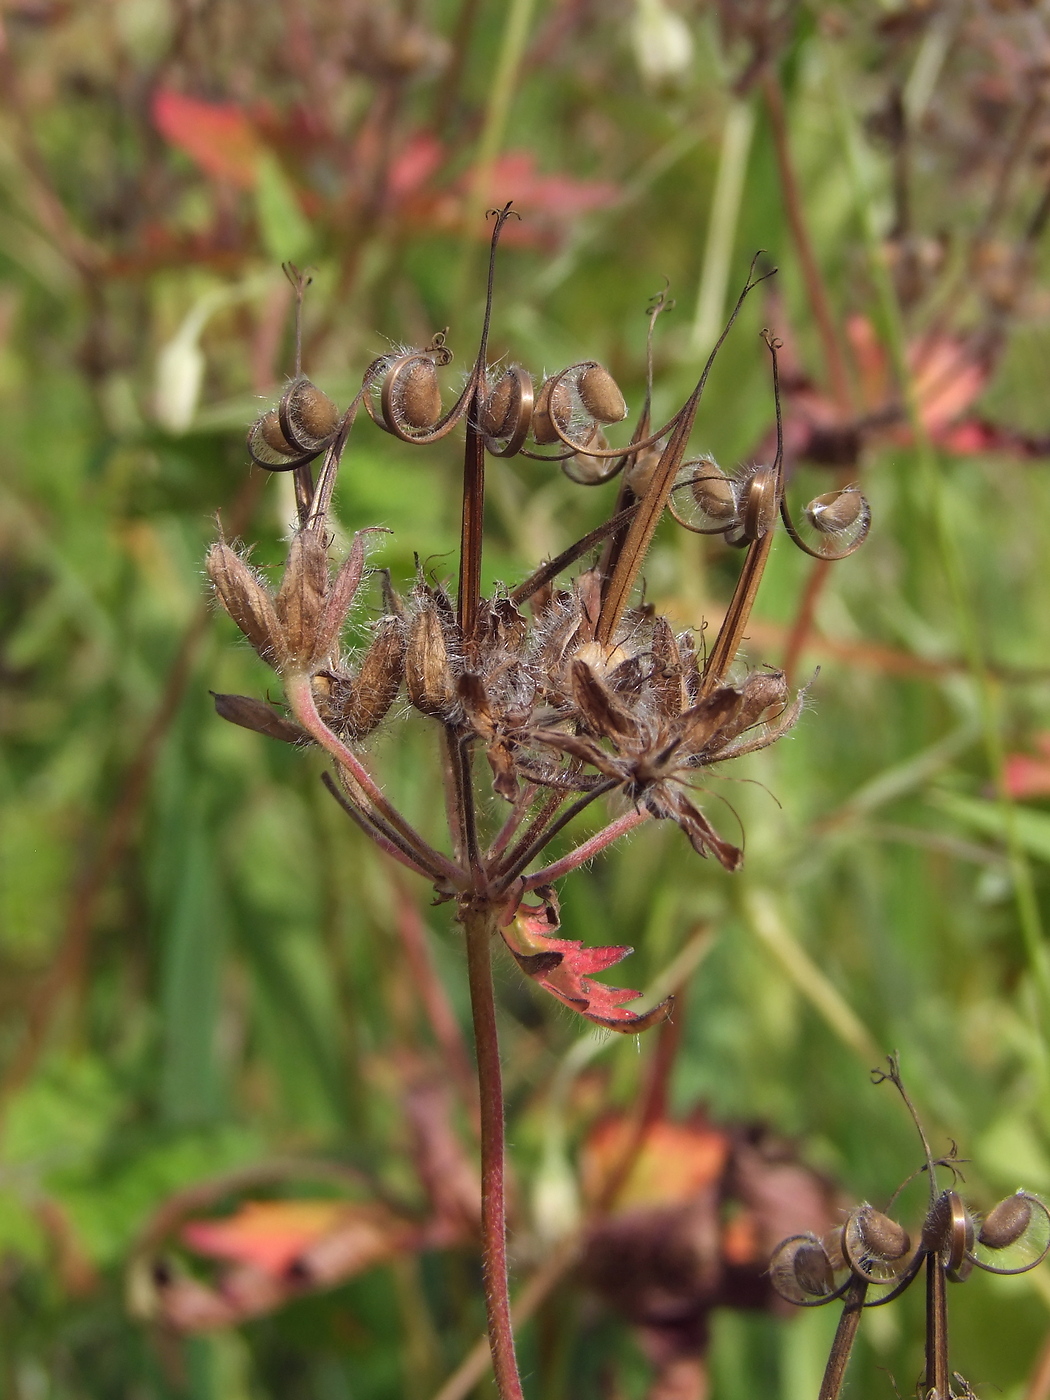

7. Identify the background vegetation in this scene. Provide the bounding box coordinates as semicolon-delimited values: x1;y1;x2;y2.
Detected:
3;1;1050;1396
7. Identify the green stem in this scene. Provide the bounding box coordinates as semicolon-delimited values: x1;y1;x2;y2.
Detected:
461;900;524;1400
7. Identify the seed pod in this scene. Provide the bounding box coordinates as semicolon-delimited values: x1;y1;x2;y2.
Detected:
205;540;283;668
625;444;662;496
405;589;459;718
275;528;330;673
211;692;307;745
804;489;865;535
562;428;619;485
739;466;777;542
386;356;442;430
532;375;573;444
979;1193;1033;1250
922;1190;974;1279
279;377;340;454
247;410;308;470
691;459;737;521
769;1234;834;1303
857;1207;910;1260
577;364;627;424
349;617;405;736
481;371;515;438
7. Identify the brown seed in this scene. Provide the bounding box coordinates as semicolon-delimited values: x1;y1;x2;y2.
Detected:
804;489;865;535
481;371;515;438
396;358;442;429
689;460;738;522
857;1206;910;1261
348;617;405;736
793;1241;834;1296
280;378;340;452
532;376;572;444
205;540;284;668
979;1194;1032;1250
275;528;330;673
625;445;662;496
577;364;627;424
259;409;296;456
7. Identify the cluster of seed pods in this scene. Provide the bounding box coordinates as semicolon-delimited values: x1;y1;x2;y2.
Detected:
243;226;870;580
770;1059;1050;1400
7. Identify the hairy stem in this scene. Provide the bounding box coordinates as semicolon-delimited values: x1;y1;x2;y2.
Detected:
461;900;524;1400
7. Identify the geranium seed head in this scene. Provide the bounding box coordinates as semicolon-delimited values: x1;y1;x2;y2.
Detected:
577;363;627;424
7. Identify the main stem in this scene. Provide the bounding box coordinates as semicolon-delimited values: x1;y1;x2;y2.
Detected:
461;899;524;1400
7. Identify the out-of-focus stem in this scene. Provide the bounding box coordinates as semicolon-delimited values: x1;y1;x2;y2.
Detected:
691;101;755;355
461;901;524;1400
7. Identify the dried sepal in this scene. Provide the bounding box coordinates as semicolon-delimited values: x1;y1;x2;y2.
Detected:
274;528;330;673
205;539;284;669
769;1233;839;1304
313;616;405;741
970;1192;1050;1275
500;887;671;1032
405;584;460;719
624;443;663;497
210;692;309;745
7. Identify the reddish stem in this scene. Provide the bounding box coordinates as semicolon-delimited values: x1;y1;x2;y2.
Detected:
522;806;651;889
461;900;524;1400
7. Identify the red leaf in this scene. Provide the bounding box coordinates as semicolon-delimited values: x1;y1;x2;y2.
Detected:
182;1199;359;1276
1003;734;1050;799
500;888;671;1032
152;88;263;189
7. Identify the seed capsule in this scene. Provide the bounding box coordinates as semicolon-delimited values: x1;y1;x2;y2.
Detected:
532;375;573;444
691;460;738;521
391;357;442;430
804;489;865;535
769;1234;835;1303
481;371;516;438
275;528;330;673
625;445;662;496
577;364;627;424
279;377;340;453
793;1241;835;1296
562;427;619;485
740;466;777;542
979;1193;1033;1250
405;588;459;718
248;410;307;470
857;1207;910;1260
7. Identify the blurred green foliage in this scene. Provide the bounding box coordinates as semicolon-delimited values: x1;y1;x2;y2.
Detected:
3;1;1050;1397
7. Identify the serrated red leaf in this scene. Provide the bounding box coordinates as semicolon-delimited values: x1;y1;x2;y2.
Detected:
500;888;671;1032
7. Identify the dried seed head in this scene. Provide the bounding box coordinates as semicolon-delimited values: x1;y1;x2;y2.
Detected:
280;377;340;453
390;357;443;430
405;589;459;719
205;540;283;668
562;427;617;485
275;528;330;673
532;375;573;444
979;1193;1033;1251
577;363;627;424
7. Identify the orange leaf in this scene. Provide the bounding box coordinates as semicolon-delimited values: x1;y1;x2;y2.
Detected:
582;1115;731;1209
152;88;263;189
182;1199;354;1276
